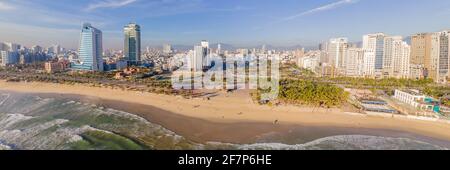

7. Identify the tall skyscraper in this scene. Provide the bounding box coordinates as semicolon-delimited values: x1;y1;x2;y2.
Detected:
362;49;376;77
345;48;364;77
201;40;210;68
72;23;103;72
190;40;210;72
201;40;209;49
192;45;205;72
0;51;8;66
327;38;348;76
124;23;141;66
414;33;440;80
429;33;441;81
217;43;222;55
387;39;411;78
438;31;450;83
31;45;43;53
0;50;19;66
363;33;386;77
383;36;406;77
3;42;20;52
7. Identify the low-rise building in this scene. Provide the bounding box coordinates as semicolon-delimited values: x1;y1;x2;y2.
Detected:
393;89;439;113
393;89;426;108
45;60;70;73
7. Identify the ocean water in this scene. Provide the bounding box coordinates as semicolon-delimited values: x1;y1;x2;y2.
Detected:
0;92;446;150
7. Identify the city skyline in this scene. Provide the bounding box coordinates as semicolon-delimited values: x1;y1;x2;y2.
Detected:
1;0;450;50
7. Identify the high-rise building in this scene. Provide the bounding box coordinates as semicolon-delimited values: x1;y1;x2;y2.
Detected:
72;23;103;72
438;31;450;83
31;45;43;53
192;45;205;72
382;36;411;78
429;33;441;81
410;33;429;79
0;42;7;51
200;40;210;68
345;48;364;77
190;40;211;72
0;51;7;66
124;23;141;66
409;32;441;81
0;51;19;66
201;40;209;49
400;42;411;79
327;38;348;76
363;33;386;77
362;49;376;77
48;44;61;55
388;40;411;79
382;36;402;77
163;44;173;54
319;42;328;51
217;43;222;55
3;42;20;52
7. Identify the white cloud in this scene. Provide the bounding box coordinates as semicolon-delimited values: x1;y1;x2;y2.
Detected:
282;0;359;21
0;2;15;11
86;0;138;11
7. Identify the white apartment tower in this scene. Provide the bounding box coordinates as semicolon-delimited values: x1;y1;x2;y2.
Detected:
383;36;403;77
363;33;386;77
362;49;376;77
327;38;348;76
392;41;411;78
438;31;450;83
345;48;364;77
383;36;411;78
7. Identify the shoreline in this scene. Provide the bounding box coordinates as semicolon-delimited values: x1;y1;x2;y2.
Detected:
1;80;450;147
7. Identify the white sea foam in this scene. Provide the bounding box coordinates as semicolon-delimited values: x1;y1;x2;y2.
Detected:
0;93;10;106
0;114;33;130
0;142;11;150
232;135;447;150
1;93;447;150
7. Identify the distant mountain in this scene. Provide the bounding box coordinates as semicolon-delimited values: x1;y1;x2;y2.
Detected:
170;43;319;52
172;45;193;51
210;43;235;51
245;44;311;51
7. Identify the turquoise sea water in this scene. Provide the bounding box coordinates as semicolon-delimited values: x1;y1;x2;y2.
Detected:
0;91;446;150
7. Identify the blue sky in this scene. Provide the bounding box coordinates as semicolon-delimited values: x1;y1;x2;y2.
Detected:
1;0;450;50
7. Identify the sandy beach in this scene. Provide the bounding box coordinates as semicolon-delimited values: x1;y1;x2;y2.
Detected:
1;80;450;147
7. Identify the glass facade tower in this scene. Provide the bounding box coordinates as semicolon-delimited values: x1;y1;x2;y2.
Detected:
124;23;141;66
72;23;103;71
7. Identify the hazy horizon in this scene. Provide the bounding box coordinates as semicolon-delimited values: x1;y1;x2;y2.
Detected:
1;0;450;50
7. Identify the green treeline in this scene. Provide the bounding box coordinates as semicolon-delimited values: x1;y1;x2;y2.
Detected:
278;79;349;108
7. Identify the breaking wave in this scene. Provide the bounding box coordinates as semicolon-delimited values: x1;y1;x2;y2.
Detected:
232;135;446;150
0;92;195;150
0;91;447;150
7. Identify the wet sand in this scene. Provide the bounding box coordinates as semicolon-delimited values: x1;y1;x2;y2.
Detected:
1;81;450;148
32;92;450;148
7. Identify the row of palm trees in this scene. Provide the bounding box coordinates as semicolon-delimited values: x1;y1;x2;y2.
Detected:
277;79;349;108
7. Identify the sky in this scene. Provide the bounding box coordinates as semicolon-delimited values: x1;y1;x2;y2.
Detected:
1;0;450;50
